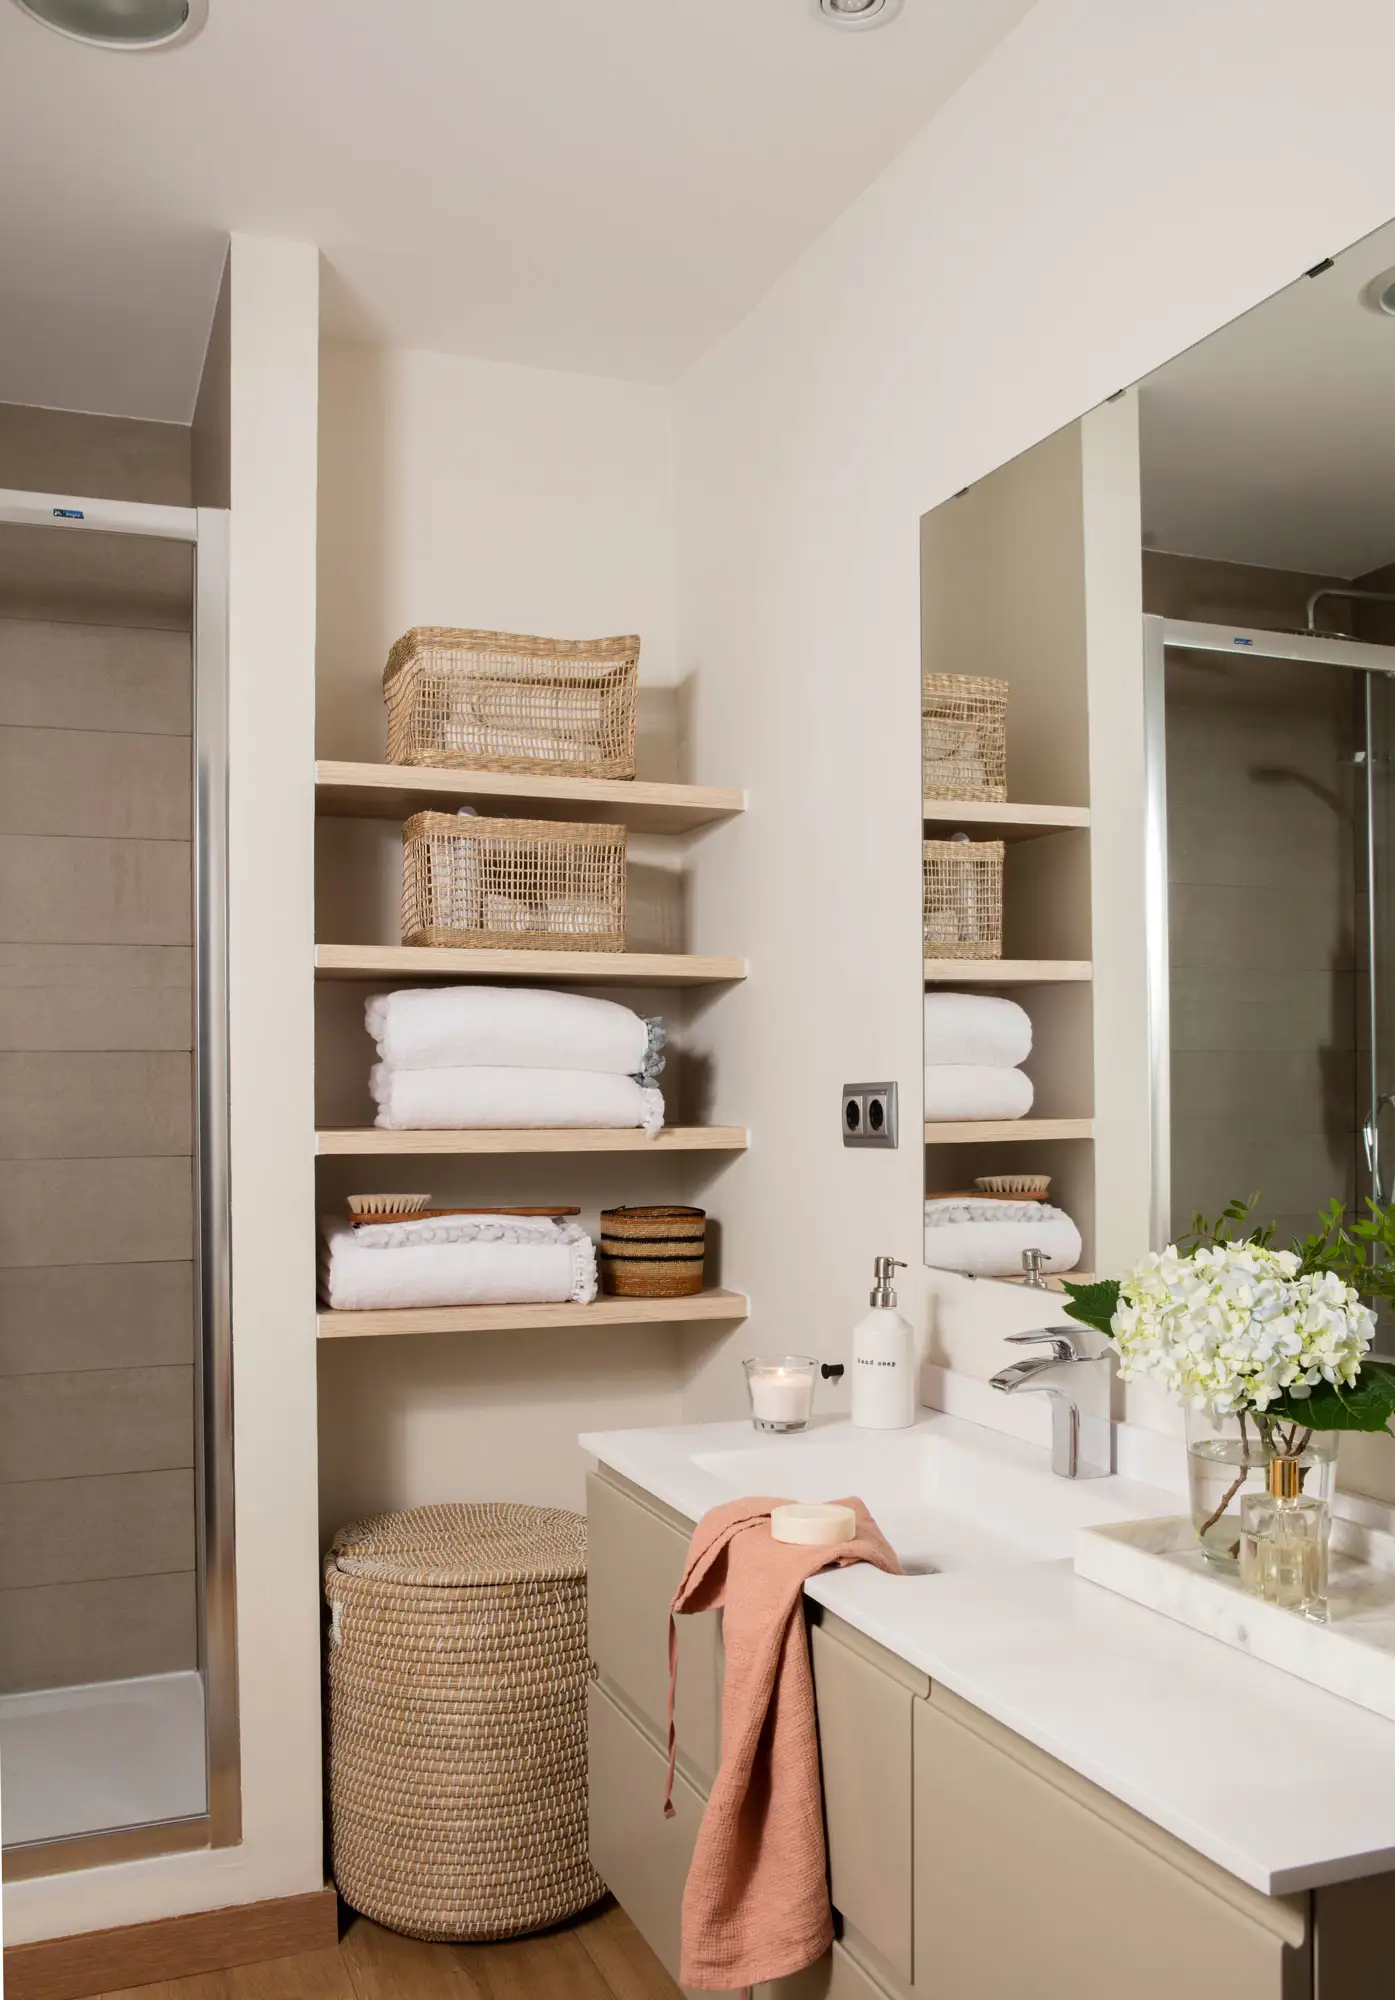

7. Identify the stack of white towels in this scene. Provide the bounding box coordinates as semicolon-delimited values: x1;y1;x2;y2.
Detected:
366;985;665;1136
924;991;1034;1122
320;1210;598;1314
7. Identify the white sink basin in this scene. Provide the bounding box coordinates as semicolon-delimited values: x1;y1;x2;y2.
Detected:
584;1412;1181;1576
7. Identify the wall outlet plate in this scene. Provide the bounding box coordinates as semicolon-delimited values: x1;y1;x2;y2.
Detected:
842;1081;898;1148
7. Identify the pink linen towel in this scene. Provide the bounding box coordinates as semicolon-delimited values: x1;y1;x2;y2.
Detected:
664;1494;902;1991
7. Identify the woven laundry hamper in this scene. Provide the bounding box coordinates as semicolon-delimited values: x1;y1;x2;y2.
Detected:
324;1503;604;1941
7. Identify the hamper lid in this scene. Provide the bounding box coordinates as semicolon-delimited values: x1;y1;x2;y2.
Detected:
327;1501;586;1587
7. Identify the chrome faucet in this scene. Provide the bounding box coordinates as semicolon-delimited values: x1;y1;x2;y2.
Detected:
989;1328;1116;1480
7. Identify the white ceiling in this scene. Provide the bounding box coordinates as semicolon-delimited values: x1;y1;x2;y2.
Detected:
0;0;1034;424
1140;217;1395;579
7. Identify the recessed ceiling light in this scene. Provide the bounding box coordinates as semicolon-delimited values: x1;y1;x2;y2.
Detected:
9;0;207;50
1361;267;1395;319
814;0;904;28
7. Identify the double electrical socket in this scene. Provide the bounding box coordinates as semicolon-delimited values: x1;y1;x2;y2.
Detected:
842;1081;898;1149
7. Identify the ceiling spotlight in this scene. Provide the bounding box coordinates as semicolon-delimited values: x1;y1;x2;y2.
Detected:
9;0;207;50
1361;268;1395;319
815;0;904;27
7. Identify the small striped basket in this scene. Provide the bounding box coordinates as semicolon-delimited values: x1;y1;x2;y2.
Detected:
598;1204;707;1298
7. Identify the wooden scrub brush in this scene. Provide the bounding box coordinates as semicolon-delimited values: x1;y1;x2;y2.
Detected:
347;1193;432;1217
973;1174;1051;1198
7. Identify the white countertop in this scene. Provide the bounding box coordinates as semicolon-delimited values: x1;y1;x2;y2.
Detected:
581;1409;1395;1896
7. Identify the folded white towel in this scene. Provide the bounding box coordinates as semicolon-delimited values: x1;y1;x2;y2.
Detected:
366;986;661;1079
351;1214;579;1251
924;1064;1033;1121
319;1218;597;1311
370;1063;665;1137
923;992;1032;1068
922;1199;1082;1279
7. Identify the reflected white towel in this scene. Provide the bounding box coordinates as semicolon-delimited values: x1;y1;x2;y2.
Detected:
351;1214;578;1250
366;985;659;1078
370;1063;665;1136
923;1065;1033;1121
922;1199;1081;1279
319;1218;597;1311
923;992;1032;1068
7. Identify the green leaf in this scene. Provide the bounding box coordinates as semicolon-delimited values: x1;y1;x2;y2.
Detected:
1061;1278;1120;1339
1265;1358;1395;1434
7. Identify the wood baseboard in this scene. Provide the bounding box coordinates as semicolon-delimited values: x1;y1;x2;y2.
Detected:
3;1885;339;2000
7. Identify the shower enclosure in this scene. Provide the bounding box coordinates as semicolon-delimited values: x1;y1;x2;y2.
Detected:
1145;610;1395;1308
0;486;235;1875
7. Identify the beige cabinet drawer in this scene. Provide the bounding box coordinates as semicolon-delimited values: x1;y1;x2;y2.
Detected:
810;1620;915;1985
587;1469;722;1788
769;1943;899;2000
914;1689;1309;2000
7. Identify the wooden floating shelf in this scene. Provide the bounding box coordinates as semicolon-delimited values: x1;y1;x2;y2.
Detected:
923;799;1090;841
923;1117;1094;1144
316;1125;749;1157
315;760;745;835
923;959;1091;984
316;945;746;986
317;1287;750;1340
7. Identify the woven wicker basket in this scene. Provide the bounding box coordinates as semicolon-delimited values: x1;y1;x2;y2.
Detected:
923;673;1008;803
324;1502;604;1942
599;1204;706;1297
923;838;1004;960
402;811;627;951
384;628;639;779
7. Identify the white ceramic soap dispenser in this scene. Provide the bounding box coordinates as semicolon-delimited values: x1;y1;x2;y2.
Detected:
851;1255;917;1430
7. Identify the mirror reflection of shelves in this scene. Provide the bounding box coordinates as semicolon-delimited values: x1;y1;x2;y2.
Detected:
922;799;1089;840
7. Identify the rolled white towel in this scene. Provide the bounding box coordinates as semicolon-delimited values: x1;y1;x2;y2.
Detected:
365;986;663;1080
319;1217;597;1311
924;991;1032;1068
923;1199;1082;1279
370;1063;665;1137
924;1064;1033;1122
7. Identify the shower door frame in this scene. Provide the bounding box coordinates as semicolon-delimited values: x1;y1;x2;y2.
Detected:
1143;611;1395;1256
0;487;239;1875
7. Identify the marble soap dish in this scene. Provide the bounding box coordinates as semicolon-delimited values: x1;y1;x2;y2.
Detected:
1075;1514;1395;1725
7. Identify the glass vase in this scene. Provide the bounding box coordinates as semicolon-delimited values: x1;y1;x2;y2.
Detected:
1184;1406;1337;1571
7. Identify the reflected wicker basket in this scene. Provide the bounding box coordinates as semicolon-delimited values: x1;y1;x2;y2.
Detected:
402;812;626;951
922;673;1008;803
384;628;639;779
599;1205;706;1297
923;838;1004;960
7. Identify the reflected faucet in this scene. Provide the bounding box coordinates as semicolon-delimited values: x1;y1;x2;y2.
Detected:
989;1328;1116;1480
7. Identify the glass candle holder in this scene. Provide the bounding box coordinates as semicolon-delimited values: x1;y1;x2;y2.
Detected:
743;1356;818;1433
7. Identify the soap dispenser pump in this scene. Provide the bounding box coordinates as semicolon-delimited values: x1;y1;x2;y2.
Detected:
851;1255;918;1430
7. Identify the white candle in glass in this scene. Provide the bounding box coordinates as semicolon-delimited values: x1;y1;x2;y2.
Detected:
748;1365;814;1429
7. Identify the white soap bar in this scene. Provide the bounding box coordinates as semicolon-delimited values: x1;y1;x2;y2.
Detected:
771;1503;857;1547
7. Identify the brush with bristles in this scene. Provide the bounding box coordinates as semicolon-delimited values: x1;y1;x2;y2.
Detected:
347;1193;432;1218
974;1174;1051;1197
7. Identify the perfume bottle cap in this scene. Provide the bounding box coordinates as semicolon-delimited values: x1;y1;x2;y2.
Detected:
1268;1454;1301;1499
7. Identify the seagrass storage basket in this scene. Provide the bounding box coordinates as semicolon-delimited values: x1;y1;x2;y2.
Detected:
599;1204;706;1297
402;811;626;951
384;628;640;779
922;673;1008;803
923;838;1004;960
324;1502;603;1942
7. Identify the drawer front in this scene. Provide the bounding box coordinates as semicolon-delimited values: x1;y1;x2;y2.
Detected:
810;1621;914;1984
766;1943;902;2000
587;1470;722;1788
914;1694;1308;2000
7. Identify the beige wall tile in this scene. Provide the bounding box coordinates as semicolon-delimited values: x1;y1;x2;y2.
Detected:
0;942;191;988
0;727;190;841
0;1157;192;1266
1170;884;1353;974
0;984;191;1053
0;1365;192;1483
1172;967;1355;1055
1143;551;1349;631
0;1469;194;1589
0;1051;191;1158
0;834;190;946
0;404;191;506
0;1570;196;1693
0;620;190;733
1172;1047;1356;1143
0;1262;193;1375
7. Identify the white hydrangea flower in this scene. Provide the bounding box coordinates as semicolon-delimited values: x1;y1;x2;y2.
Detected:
1110;1242;1374;1416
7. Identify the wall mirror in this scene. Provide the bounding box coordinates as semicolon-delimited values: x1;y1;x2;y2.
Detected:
920;216;1395;1316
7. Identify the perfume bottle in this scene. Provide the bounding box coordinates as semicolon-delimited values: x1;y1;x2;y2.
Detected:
1239;1455;1329;1622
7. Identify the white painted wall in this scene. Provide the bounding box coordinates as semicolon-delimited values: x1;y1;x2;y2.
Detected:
7;235;325;1942
314;342;692;1537
674;0;1395;1436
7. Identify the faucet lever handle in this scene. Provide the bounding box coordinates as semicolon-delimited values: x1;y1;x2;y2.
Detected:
1003;1328;1087;1363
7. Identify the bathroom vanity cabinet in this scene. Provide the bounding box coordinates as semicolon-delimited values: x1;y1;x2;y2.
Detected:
587;1468;1390;2000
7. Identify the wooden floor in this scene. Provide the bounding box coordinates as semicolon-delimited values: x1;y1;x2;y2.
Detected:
95;1900;680;2000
